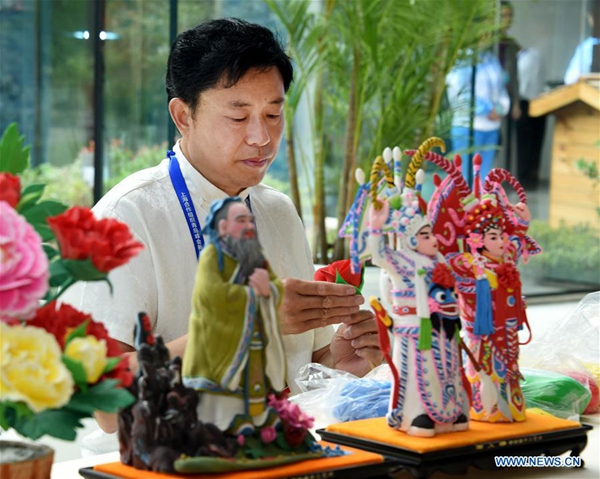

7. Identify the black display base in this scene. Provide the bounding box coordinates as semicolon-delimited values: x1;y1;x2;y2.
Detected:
79;459;402;479
317;424;593;479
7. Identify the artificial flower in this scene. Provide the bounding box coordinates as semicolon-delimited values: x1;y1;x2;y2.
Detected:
466;232;484;252
0;123;137;442
260;426;277;444
268;395;314;430
0;173;21;208
47;206;143;273
0;323;74;412
64;336;108;384
282;423;307;447
0;201;49;321
29;301;132;386
103;355;133;388
314;259;363;292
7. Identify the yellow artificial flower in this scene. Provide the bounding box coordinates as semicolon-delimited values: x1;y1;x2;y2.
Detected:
0;323;74;413
64;336;107;384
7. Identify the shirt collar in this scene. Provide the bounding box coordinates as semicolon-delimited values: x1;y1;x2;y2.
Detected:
172;140;251;214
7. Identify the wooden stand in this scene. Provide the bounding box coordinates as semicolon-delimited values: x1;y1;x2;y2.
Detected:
529;76;600;229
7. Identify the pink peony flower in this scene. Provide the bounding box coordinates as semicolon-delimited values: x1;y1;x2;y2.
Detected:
260;426;277;444
268;394;314;430
0;201;49;321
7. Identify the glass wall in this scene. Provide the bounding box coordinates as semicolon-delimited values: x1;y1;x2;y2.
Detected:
1;0;94;204
505;0;600;296
0;0;597;296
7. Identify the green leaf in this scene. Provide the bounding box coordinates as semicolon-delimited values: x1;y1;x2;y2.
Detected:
49;259;70;287
15;409;86;441
0;123;30;174
0;401;34;430
64;320;89;347
63;258;107;282
66;379;135;414
16;183;45;213
43;244;60;262
103;356;122;374
37;224;55;242
21;200;67;227
61;355;89;391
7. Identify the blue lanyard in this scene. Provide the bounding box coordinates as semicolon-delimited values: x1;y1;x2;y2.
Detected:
167;150;204;259
167;150;255;260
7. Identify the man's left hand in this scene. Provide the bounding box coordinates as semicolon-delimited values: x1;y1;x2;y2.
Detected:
329;309;383;377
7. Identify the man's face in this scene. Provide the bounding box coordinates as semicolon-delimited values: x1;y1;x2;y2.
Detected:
179;68;285;196
483;227;505;258
415;225;439;257
219;202;255;240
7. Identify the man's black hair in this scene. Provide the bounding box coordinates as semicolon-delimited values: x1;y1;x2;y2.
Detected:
165;18;293;114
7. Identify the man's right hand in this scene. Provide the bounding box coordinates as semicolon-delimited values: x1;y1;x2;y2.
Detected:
279;278;364;334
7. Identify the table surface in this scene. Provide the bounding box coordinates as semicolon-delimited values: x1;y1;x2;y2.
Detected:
52;421;598;479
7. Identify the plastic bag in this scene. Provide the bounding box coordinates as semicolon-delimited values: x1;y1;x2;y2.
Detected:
291;363;392;429
521;368;591;421
520;292;600;416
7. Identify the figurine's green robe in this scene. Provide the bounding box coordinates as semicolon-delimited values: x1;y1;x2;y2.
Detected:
182;244;286;410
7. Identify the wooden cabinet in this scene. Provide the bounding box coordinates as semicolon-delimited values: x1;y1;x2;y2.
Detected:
530;77;600;229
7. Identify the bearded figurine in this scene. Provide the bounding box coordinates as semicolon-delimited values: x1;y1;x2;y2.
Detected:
182;197;285;435
344;138;470;438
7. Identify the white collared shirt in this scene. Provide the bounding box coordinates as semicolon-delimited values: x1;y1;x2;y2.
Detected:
62;141;333;394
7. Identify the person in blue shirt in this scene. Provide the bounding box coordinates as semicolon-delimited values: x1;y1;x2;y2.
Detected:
564;0;599;85
446;45;510;183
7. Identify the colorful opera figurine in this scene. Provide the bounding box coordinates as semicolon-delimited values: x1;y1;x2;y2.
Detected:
424;151;542;423
182;197;286;434
342;139;470;437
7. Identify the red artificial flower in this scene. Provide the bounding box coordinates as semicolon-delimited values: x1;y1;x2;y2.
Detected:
314;259;363;289
31;301;120;356
283;423;307;448
47;206;143;273
30;301;133;387
0;173;21;209
431;263;455;289
496;262;520;289
30;301;92;348
102;356;134;388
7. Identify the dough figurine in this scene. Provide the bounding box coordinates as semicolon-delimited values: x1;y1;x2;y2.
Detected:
423;149;542;422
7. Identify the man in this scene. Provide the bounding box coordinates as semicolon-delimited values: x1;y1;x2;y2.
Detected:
64;18;381;435
498;1;521;176
516;46;546;187
182;197;286;433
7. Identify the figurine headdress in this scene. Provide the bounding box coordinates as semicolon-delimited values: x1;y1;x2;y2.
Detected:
340;138;446;350
339;146;403;273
